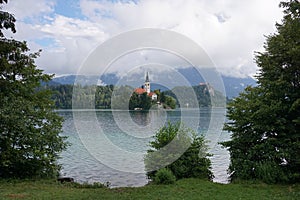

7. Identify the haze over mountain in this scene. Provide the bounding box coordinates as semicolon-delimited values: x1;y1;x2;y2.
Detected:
52;67;256;98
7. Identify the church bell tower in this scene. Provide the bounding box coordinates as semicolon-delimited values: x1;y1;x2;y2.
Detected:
144;72;150;94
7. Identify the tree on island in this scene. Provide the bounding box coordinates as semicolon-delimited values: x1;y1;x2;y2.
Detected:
129;92;152;110
0;0;67;178
221;0;300;183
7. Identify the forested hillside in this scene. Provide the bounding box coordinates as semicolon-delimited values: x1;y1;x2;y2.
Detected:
164;85;226;107
45;84;226;109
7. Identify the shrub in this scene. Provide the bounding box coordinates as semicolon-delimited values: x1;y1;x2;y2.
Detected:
153;168;176;185
62;181;110;188
145;122;213;181
255;161;288;184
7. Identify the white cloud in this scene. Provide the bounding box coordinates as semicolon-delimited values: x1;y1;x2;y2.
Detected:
2;0;284;77
34;15;108;74
40;15;105;38
78;0;283;78
3;0;55;20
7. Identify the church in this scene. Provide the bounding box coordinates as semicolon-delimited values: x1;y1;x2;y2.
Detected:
134;72;158;101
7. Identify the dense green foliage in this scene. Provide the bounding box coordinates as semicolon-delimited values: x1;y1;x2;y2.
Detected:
164;84;226;108
145;122;213;182
95;84;114;109
153;168;176;185
0;1;67;178
48;84;73;109
221;0;300;183
129;92;152;110
0;179;298;200
46;84;208;110
46;84;114;109
161;94;176;109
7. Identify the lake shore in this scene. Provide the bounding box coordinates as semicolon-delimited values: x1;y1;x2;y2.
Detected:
0;178;298;199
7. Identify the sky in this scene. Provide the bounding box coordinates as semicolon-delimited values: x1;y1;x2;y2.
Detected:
3;0;284;78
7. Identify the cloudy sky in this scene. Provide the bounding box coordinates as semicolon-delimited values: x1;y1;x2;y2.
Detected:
3;0;284;78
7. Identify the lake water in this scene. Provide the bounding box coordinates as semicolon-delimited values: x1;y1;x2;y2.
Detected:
58;108;230;187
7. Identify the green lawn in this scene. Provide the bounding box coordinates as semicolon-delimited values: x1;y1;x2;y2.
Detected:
0;178;299;200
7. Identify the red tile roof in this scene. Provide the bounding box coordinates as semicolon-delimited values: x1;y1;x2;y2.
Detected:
148;92;156;97
134;88;146;94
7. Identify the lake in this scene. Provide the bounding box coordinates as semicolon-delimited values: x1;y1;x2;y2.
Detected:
58;108;230;187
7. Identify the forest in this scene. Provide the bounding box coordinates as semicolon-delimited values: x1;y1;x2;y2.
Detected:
43;83;225;110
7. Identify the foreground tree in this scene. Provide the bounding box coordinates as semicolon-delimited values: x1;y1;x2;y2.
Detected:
0;1;67;178
222;0;300;183
145;122;213;182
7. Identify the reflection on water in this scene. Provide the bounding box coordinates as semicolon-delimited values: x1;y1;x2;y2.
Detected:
58;108;230;187
129;111;152;126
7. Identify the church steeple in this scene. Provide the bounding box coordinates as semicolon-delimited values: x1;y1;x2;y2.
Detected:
145;72;149;82
144;72;150;94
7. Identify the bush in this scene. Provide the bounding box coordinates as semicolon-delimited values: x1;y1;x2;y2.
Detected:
255;161;288;184
153;168;176;185
62;181;110;188
145;122;213;181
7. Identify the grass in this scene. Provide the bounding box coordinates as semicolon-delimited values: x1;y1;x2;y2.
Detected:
0;178;299;200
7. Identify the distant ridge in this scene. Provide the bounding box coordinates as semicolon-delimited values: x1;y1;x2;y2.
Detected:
52;68;256;98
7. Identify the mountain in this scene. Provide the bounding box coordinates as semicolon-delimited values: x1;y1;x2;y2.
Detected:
52;68;256;98
177;67;256;98
51;75;99;85
221;75;256;98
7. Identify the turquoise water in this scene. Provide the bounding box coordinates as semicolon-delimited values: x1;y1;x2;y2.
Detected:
58;108;230;187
